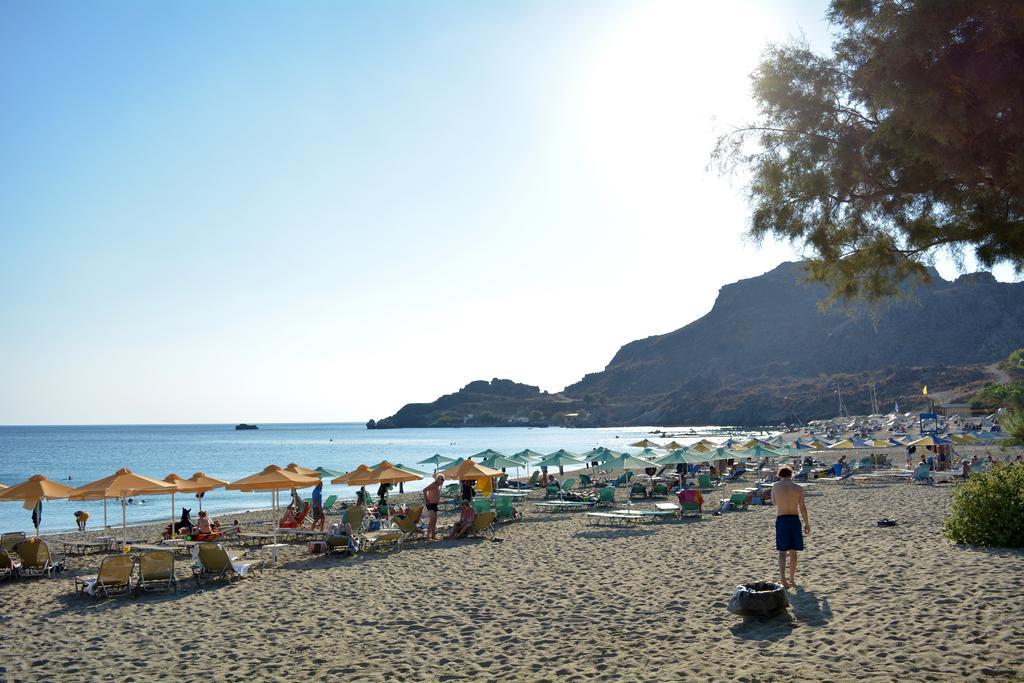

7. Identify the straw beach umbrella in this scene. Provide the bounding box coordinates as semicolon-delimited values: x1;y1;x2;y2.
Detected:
0;475;76;537
68;469;175;546
629;439;661;448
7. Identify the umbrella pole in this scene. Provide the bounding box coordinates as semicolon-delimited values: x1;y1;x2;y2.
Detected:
103;498;108;529
171;492;176;539
122;497;127;549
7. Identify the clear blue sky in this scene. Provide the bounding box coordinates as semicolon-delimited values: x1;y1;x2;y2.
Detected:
1;1;1014;424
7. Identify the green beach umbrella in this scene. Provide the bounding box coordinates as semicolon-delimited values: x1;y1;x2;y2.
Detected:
509;449;545;466
537;449;584;475
391;463;432;477
417;454;455;473
479;454;523;471
469;449;507;461
655;448;704;466
744;445;787;459
594;452;654;509
583;446;622;461
632;447;662;460
314;466;344;478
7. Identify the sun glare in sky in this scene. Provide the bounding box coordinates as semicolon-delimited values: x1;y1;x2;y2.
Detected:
0;1;1015;425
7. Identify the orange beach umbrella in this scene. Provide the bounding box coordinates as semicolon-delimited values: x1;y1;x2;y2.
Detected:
68;468;175;545
185;472;228;512
0;475;77;537
439;460;504;482
226;464;318;514
285;463;321;477
331;465;373;486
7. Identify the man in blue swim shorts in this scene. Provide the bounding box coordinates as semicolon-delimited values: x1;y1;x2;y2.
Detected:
772;466;810;589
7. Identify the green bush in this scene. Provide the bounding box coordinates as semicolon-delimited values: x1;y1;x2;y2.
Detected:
943;464;1024;548
969;381;1024;409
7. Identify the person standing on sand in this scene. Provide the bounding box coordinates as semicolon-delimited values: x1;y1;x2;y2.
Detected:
423;474;444;539
311;480;326;532
772;466;810;589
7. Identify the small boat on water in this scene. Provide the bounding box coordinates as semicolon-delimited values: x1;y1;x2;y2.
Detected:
235;423;259;431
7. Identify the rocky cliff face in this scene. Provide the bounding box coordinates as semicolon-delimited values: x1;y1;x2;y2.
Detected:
369;262;1023;427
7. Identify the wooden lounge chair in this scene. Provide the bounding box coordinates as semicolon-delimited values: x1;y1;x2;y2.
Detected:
137;549;178;594
15;540;65;578
75;555;135;598
596;486;616;507
192;543;259;585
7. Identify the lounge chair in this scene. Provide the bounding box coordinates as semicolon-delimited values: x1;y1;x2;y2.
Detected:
472;498;492;513
544;485;561;499
911;464;933;485
528;471;541;487
651;483;670;498
724;491;749;511
192;543;259;585
322;495;339;514
137;550;178;594
596;486;616;507
495;495;518;522
723;468;747;482
359;528;403;553
628;482;648;499
15;540;65;578
343;506;366;531
0;548;20;581
394;505;425;541
467;511;497;540
1;532;26;555
697;474;720;492
677;488;703;518
75;554;135;597
579;474;594;489
560;479;576;492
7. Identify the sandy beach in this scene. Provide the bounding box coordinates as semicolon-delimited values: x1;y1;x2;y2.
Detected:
1;473;1022;682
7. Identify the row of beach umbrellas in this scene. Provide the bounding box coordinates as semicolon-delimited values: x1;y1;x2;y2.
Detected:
3;430;992;538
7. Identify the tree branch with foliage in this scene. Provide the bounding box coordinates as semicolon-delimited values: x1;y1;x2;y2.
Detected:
715;0;1024;304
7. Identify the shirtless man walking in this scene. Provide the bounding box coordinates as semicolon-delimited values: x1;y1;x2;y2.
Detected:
772;466;810;588
423;474;444;540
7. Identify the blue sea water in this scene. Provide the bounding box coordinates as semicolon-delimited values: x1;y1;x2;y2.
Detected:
0;422;764;533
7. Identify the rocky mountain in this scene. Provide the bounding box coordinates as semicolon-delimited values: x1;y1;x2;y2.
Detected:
369;262;1024;428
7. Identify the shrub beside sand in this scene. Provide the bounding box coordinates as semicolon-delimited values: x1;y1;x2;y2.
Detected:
944;464;1024;548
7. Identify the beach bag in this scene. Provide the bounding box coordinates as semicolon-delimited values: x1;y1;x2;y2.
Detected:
727;582;789;617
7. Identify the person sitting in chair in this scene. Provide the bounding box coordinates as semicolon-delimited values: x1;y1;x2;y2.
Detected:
279;501;311;528
446;500;476;539
193;511;221;541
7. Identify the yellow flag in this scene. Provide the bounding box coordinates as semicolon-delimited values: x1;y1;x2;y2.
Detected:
922;385;928;396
